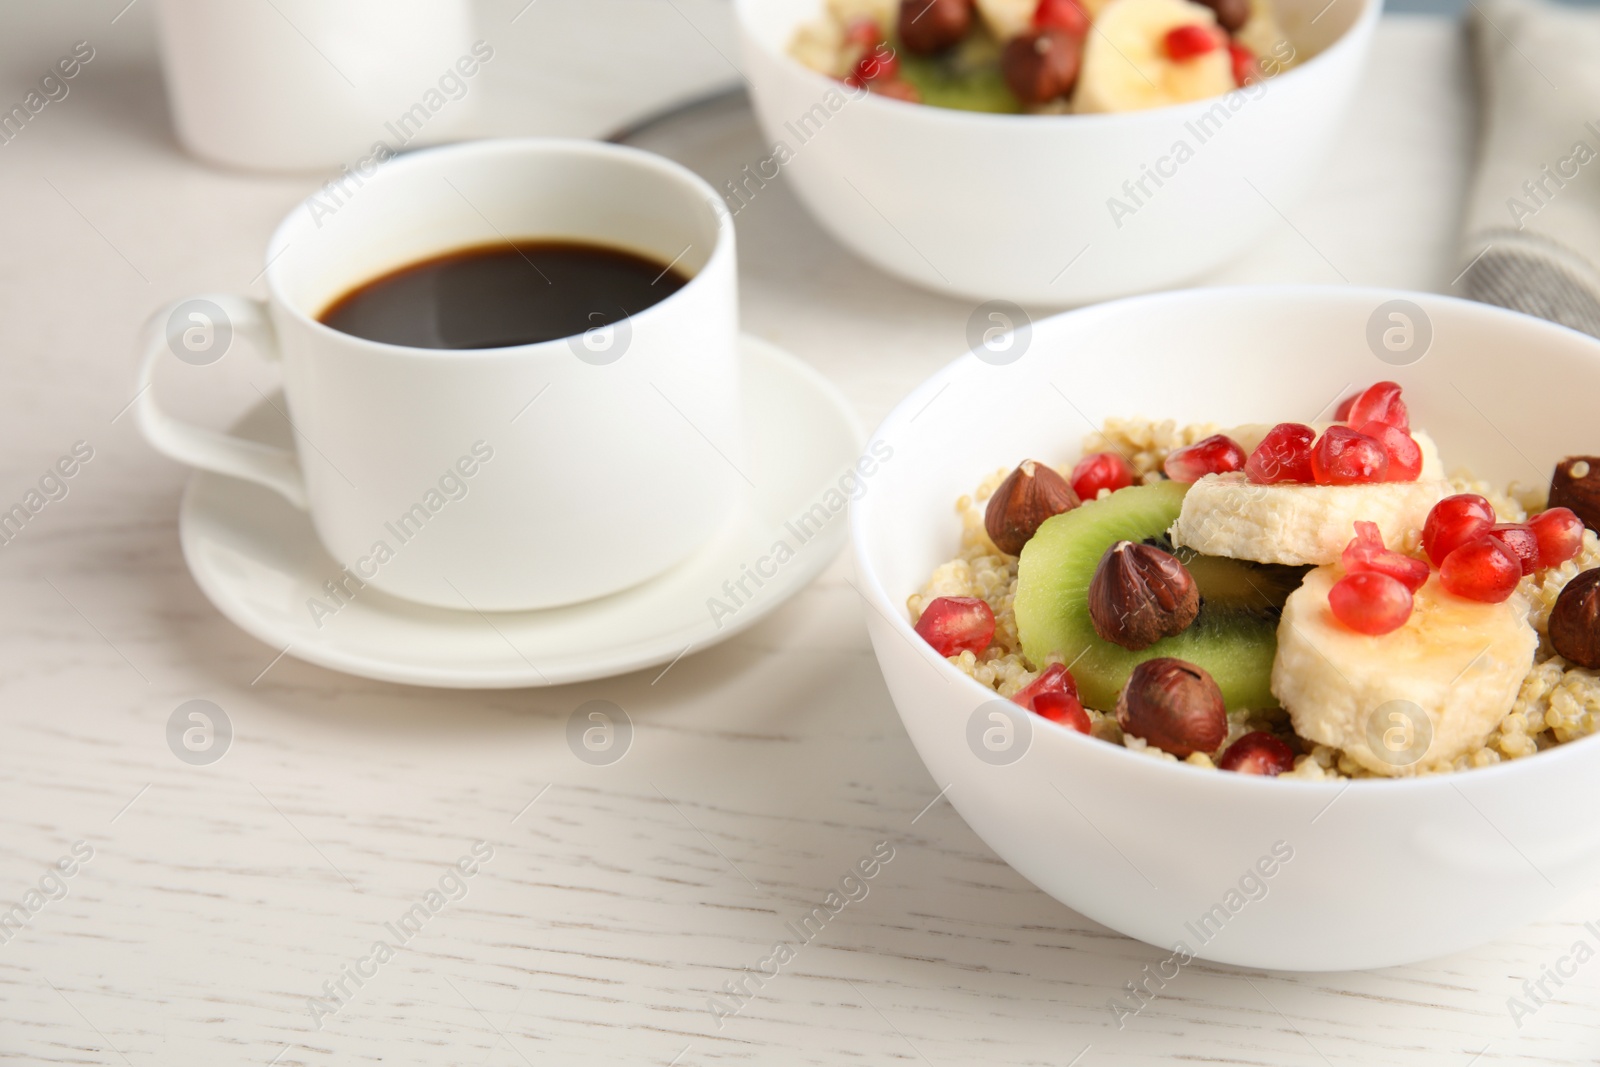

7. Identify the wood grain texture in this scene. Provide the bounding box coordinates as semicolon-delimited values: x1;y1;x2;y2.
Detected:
0;1;1596;1064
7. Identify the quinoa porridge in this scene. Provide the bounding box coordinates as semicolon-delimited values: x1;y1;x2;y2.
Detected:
789;0;1299;115
907;384;1600;779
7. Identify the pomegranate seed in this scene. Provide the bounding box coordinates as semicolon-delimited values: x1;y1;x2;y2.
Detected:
1033;0;1089;35
1012;662;1079;709
1217;731;1295;775
1245;422;1316;484
1342;520;1429;593
868;78;921;101
1343;381;1410;433
1439;535;1523;603
1329;572;1414;635
1164;24;1220;60
1014;665;1089;732
850;45;899;83
1487;523;1539;576
1422;494;1498;567
1529;507;1585;569
1034;691;1092;733
914;596;995;656
1311;426;1390;486
1163;434;1246;483
1228;40;1257;86
1334;392;1359;421
844;16;883;45
1355;421;1422;482
1070;451;1137;499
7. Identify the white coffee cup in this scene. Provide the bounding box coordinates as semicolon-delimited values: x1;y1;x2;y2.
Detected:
137;139;741;612
155;0;479;172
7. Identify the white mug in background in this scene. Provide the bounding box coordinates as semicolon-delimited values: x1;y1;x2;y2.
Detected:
155;0;479;172
137;139;742;612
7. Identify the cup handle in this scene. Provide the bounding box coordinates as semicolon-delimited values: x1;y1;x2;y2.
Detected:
136;295;309;510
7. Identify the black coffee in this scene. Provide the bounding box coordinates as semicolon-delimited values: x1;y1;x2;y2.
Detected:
318;240;688;349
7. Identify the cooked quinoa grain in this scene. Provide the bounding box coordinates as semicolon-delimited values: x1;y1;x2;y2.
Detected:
1081;418;1221;484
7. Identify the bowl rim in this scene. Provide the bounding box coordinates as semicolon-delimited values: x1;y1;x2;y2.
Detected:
733;0;1383;129
849;282;1600;792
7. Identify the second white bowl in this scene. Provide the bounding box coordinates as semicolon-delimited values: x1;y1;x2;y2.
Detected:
736;0;1381;305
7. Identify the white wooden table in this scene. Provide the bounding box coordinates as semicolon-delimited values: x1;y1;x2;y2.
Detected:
3;1;1597;1064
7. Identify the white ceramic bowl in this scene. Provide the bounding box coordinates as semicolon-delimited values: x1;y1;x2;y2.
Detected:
850;286;1600;970
735;0;1381;305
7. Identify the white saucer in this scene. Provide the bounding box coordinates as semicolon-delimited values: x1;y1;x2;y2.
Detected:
178;335;863;688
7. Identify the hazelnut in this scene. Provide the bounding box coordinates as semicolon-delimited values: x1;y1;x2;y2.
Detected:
1550;456;1600;534
985;459;1080;555
1001;29;1083;106
1117;658;1228;757
898;0;973;54
1089;541;1200;650
1196;0;1250;32
1550;568;1600;669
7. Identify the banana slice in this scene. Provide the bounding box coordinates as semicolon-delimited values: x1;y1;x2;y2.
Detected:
1168;430;1447;566
1171;475;1450;566
827;0;899;31
1273;568;1538;776
974;0;1038;39
1074;0;1234;113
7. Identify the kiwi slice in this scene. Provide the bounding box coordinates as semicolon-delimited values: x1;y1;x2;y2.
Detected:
1014;481;1309;712
895;29;1022;114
